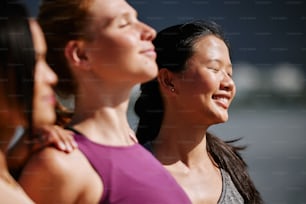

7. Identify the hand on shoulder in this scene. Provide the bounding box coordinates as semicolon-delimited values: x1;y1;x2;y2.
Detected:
31;125;78;153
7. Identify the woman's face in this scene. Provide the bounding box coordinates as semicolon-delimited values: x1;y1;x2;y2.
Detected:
84;0;158;86
174;35;236;125
30;20;58;127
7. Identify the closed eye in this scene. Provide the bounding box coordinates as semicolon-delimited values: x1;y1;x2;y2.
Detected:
117;12;136;28
118;20;130;28
119;19;132;28
207;67;219;72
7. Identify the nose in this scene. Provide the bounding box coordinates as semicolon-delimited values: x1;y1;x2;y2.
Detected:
139;22;157;41
220;71;235;92
45;63;58;86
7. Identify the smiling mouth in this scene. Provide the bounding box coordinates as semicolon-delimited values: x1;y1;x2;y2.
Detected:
212;95;230;109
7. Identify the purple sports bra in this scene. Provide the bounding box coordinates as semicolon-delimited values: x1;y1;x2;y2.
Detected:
72;131;191;204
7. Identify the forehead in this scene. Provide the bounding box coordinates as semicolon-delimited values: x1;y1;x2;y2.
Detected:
192;35;229;59
194;35;226;52
89;0;136;24
29;20;46;54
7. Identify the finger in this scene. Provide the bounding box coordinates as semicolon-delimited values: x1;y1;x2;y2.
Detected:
44;126;67;151
53;126;77;152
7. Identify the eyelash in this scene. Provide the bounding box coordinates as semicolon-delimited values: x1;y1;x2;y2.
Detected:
119;22;129;28
208;67;219;72
208;67;233;78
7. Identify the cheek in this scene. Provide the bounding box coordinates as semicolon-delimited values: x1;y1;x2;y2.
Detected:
181;72;217;95
104;34;137;52
92;37;137;67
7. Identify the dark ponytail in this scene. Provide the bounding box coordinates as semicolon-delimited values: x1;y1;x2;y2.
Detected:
206;133;263;203
134;79;163;144
134;20;263;203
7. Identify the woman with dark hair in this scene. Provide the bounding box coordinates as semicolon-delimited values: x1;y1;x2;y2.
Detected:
135;20;263;204
0;2;58;203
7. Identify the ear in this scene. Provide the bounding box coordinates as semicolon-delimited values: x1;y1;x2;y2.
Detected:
158;68;177;94
64;40;90;70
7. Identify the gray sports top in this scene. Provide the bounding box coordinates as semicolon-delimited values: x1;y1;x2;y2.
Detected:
218;168;244;204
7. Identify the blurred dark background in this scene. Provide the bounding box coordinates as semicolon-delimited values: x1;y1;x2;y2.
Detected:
23;0;306;203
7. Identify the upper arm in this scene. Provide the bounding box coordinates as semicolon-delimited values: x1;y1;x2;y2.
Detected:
18;148;83;204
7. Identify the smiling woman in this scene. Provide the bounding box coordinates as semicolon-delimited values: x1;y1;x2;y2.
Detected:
135;20;263;204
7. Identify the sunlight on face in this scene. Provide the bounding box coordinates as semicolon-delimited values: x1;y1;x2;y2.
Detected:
175;35;236;125
83;0;158;86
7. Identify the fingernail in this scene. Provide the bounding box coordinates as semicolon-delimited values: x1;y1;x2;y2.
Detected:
66;145;72;152
59;142;66;150
72;141;78;148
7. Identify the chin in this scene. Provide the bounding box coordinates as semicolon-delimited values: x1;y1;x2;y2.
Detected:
219;117;229;123
141;63;158;79
213;114;229;124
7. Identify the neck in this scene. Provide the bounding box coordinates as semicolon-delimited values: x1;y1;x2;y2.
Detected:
69;81;135;146
153;110;212;169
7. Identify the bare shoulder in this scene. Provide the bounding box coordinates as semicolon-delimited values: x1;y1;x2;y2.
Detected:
19;147;103;204
19;148;86;203
20;147;76;178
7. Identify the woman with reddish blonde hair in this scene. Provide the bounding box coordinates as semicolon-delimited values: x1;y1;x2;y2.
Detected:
18;0;191;203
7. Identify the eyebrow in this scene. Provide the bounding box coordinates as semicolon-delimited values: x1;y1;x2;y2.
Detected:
115;9;137;21
207;59;232;68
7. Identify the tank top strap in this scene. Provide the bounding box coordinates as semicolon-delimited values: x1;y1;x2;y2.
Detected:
65;126;84;136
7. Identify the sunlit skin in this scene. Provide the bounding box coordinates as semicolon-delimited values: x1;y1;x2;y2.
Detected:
30;20;58;127
68;0;158;145
172;35;236;127
19;0;158;203
75;0;157;89
154;35;236;204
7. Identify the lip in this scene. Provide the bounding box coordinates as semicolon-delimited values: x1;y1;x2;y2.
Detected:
43;93;56;106
212;94;231;109
140;47;157;59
